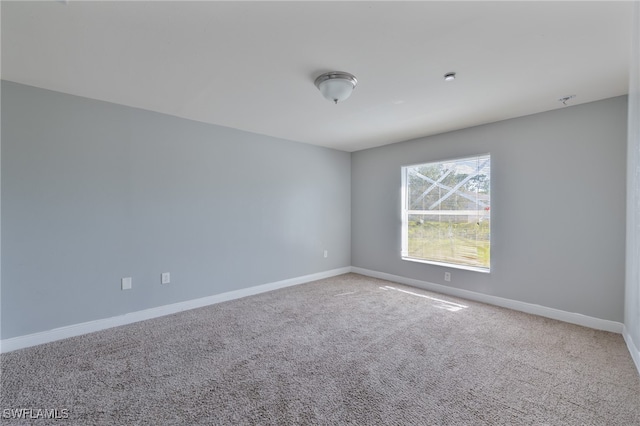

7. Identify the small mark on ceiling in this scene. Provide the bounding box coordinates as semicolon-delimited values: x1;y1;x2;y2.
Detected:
558;95;576;106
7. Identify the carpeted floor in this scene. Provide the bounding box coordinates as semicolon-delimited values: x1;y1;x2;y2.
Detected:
1;273;639;425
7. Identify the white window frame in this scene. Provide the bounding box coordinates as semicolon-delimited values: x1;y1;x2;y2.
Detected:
401;154;491;273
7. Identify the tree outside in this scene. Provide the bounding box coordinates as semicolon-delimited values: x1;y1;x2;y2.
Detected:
404;155;490;269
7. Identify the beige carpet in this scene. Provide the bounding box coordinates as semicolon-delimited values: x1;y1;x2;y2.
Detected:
1;273;639;425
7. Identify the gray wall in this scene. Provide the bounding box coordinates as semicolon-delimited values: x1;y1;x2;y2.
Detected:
1;81;351;339
352;96;628;322
0;79;630;340
626;2;640;353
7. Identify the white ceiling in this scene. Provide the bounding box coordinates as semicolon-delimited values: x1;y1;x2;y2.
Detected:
1;1;632;152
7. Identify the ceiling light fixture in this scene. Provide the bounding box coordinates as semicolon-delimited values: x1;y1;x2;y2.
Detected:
444;72;456;81
314;71;358;104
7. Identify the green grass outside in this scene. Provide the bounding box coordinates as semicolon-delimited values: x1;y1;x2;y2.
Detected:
407;220;490;268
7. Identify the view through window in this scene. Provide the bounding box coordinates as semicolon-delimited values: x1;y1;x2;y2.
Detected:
401;154;491;271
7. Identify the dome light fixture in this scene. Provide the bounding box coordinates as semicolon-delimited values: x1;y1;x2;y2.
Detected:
314;71;358;104
444;72;456;81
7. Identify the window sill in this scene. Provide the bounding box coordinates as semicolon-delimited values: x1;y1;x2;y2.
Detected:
401;256;490;274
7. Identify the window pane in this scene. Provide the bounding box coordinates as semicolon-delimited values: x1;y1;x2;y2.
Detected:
402;155;490;271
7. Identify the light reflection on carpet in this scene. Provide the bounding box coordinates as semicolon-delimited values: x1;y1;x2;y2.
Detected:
380;285;468;312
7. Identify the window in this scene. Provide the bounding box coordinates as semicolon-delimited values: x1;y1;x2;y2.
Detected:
401;154;491;272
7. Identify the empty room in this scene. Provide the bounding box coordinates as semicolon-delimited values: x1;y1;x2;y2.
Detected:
1;1;639;424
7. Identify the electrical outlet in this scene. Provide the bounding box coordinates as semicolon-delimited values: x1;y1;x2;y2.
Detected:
444;272;451;282
161;272;170;284
324;250;328;258
122;277;132;290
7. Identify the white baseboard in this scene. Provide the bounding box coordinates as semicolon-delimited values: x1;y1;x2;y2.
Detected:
0;266;627;354
0;267;351;353
351;267;624;334
623;326;640;376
